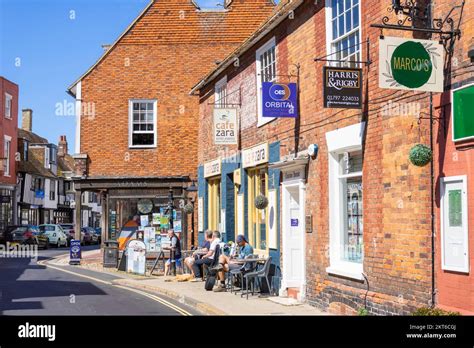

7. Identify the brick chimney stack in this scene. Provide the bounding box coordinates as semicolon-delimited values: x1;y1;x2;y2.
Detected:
58;135;68;157
22;109;33;132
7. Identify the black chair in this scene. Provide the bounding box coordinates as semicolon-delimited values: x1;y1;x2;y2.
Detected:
242;257;272;300
229;254;258;294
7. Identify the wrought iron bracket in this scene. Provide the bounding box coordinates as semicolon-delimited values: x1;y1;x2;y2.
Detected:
371;1;464;54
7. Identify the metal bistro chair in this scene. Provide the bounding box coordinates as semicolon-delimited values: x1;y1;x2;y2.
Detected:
229;254;258;294
242;256;272;300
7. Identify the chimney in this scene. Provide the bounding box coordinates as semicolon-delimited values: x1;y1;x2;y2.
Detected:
22;109;33;132
58;135;68;157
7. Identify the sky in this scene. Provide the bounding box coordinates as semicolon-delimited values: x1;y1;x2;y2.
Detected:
0;0;229;150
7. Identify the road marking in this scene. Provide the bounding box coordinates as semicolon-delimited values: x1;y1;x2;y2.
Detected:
38;259;192;316
114;285;192;316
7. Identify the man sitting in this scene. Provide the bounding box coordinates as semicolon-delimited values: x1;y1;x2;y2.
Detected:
213;234;253;292
184;230;212;276
163;229;182;276
190;231;221;282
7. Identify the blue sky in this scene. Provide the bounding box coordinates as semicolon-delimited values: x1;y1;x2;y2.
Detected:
0;0;227;150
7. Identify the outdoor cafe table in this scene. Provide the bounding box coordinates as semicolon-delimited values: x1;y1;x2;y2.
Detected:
232;258;268;264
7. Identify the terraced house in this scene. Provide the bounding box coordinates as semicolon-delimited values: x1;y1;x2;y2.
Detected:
66;0;277;245
191;0;470;314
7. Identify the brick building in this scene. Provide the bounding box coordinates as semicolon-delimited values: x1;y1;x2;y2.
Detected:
0;76;19;233
432;0;474;314
190;0;466;314
66;0;277;245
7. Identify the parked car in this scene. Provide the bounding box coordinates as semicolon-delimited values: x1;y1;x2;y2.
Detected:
32;229;50;249
1;225;38;246
59;223;83;246
81;227;95;245
38;224;68;248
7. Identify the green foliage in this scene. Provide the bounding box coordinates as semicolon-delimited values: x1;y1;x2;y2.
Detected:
412;307;461;316
254;194;269;210
409;144;433;167
183;203;194;214
357;307;369;316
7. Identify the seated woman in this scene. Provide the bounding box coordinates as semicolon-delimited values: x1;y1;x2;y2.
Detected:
213;234;253;292
184;230;212;276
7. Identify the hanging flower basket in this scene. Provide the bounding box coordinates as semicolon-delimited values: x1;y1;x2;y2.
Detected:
183;203;194;214
409;144;433;167
255;195;269;210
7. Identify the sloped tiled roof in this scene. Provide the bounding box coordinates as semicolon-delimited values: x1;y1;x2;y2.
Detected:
18;128;48;144
67;0;276;93
58;154;75;174
17;150;56;179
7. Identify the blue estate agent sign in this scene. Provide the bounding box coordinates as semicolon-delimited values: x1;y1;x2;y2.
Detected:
262;82;298;118
70;240;81;264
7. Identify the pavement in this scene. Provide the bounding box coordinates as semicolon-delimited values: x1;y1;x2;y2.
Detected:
51;248;328;316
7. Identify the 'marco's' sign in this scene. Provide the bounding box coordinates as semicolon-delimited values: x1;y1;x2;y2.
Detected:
379;36;444;92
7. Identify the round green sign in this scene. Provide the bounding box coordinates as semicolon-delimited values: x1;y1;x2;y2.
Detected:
391;41;432;88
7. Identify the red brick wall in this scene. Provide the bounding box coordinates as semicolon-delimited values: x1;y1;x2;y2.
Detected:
79;0;275;179
198;0;435;314
0;77;18;185
433;0;474;315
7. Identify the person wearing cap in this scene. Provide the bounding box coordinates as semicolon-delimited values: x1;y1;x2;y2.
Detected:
213;234;253;292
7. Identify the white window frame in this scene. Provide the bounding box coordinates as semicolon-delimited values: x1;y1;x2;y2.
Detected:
3;135;12;177
214;76;227;108
326;122;365;280
128;99;158;149
325;0;362;68
440;175;469;273
256;37;277;127
5;93;12;119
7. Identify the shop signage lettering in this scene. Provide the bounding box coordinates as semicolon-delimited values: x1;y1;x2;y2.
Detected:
262;82;298;118
204;159;221;178
323;67;362;109
283;168;305;182
379;36;444;92
69;240;81;264
214;108;238;145
0;195;10;203
242;143;269;168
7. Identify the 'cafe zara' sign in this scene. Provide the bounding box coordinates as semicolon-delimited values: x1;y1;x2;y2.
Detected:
242;143;269;168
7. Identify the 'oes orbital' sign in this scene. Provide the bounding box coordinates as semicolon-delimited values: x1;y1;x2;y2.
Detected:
262;82;298;118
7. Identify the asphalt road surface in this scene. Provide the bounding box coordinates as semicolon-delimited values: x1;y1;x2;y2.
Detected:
0;245;200;315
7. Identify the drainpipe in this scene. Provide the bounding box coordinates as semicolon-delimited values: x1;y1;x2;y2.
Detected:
429;92;436;308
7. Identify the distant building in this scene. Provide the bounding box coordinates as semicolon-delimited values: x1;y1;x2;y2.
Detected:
0;76;19;232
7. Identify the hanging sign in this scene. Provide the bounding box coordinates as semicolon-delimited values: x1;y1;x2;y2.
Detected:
262;82;298;118
323;67;362;109
214;108;238;145
379;36;444;92
204;159;221;178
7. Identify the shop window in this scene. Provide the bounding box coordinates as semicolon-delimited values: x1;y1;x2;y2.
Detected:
5;93;12;119
23;140;29;161
129;100;157;148
215;76;227;107
248;167;268;253
208;178;221;231
49;180;56;201
326;0;361;68
256;37;276;127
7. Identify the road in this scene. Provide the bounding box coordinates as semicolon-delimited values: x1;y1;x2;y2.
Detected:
0;244;200;316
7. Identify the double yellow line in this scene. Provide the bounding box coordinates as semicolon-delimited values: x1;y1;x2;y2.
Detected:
39;260;192;316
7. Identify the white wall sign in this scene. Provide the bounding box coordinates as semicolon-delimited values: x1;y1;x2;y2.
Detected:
242;143;269;168
198;197;204;232
283;167;306;182
214;108;238;145
220;208;226;234
379;36;444;92
204;159;221;178
237;194;244;236
268;189;277;249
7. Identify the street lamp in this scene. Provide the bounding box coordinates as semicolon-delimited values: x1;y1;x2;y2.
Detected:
168;187;175;276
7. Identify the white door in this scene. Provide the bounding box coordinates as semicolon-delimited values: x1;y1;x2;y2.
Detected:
441;177;469;273
284;185;304;288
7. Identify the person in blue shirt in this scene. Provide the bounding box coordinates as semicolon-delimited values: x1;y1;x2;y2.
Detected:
213;234;254;292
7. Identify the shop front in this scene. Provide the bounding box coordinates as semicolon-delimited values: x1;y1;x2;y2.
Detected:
0;186;14;232
18;203;40;226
